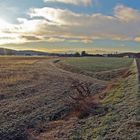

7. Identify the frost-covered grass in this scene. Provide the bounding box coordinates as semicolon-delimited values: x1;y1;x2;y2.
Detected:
64;57;133;72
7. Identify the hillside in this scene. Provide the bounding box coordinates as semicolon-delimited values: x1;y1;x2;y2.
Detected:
0;48;17;55
0;48;48;56
0;56;139;139
33;58;139;140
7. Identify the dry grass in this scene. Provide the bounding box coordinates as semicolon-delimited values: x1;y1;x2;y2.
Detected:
66;80;100;119
28;79;113;140
0;56;107;140
0;56;135;140
32;59;137;140
56;60;130;81
0;57;37;86
26;79;109;140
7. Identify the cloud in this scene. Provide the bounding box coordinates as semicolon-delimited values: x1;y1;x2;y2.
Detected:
28;5;140;41
0;33;26;45
21;35;41;41
44;0;92;6
45;37;65;42
115;5;140;22
0;5;140;46
29;7;88;26
135;37;140;42
0;18;47;45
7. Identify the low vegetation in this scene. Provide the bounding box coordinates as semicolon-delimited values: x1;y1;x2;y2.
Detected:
56;57;133;81
62;57;133;72
69;60;140;140
66;80;102;119
0;56;139;140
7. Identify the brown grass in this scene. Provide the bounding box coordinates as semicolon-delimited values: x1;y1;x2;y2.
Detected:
27;79;111;140
99;81;120;99
65;80;100;119
26;118;77;140
0;56;130;140
122;70;133;78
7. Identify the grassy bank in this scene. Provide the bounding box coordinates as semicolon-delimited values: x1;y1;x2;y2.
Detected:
70;60;139;139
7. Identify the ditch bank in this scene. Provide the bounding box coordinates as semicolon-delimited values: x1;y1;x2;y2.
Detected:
135;59;140;122
28;60;140;140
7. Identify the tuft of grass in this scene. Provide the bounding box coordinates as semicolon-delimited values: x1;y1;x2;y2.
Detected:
66;80;100;119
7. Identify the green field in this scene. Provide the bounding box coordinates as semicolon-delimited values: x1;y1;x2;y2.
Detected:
63;57;133;72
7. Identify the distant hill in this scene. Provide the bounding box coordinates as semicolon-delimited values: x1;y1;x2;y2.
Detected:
16;50;48;56
0;48;17;55
0;47;140;57
0;48;48;56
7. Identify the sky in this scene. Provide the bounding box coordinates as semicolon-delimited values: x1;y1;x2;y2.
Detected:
0;0;140;53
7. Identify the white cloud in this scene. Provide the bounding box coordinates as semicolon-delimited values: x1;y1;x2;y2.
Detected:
135;37;140;42
0;5;140;45
115;5;140;22
44;0;92;6
28;5;140;41
17;18;47;33
29;7;87;26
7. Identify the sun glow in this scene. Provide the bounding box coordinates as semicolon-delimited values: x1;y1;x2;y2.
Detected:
0;18;11;30
0;1;140;52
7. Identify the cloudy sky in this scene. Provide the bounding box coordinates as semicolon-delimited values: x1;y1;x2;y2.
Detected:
0;0;140;53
